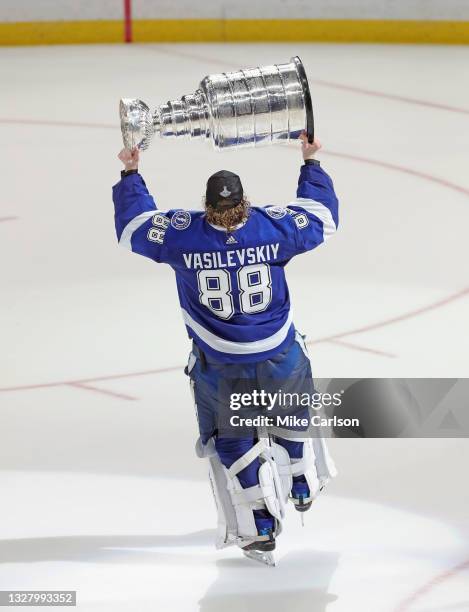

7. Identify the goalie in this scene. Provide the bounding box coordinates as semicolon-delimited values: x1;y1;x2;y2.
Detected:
113;133;339;564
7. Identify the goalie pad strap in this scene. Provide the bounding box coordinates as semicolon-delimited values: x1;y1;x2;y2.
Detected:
270;426;338;482
277;456;313;478
227;439;267;479
231;483;276;505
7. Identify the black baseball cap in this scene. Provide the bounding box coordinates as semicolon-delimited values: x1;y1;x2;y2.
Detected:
206;170;244;210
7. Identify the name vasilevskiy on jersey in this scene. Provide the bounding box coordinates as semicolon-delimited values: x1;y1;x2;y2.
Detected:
182;243;280;269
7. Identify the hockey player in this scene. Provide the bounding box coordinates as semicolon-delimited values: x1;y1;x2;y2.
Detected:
113;133;339;564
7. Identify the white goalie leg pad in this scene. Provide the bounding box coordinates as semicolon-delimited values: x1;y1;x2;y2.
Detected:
269;441;293;505
196;437;285;548
273;437;321;499
225;440;285;546
271;430;338;499
312;436;338;483
291;438;322;498
289;331;338;486
196;437;238;548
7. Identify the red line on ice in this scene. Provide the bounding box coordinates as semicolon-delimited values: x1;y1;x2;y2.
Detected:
318;338;397;358
395;558;469;612
68;381;137;401
313;78;469;116
0;366;183;394
0;216;18;223
310;285;469;344
323;149;469;198
0;118;116;130
140;46;469;116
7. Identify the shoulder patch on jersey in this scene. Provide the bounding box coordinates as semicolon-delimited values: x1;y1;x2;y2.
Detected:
147;227;166;244
293;212;310;229
265;205;287;220
147;213;170;244
152;213;170;229
285;208;310;229
171;210;192;230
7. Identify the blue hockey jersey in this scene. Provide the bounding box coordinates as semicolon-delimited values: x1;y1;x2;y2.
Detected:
112;163;339;363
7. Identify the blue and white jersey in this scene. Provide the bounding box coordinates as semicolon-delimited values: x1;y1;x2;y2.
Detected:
112;163;339;363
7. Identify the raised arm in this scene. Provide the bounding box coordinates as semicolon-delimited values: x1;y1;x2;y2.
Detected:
287;133;339;253
112;148;170;262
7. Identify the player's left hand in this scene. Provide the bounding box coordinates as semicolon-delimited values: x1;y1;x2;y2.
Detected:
118;147;139;171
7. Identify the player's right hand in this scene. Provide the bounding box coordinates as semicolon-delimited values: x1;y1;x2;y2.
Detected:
118;147;139;171
299;131;321;161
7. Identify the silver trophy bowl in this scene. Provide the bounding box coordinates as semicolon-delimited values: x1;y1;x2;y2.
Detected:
119;98;154;150
120;56;314;151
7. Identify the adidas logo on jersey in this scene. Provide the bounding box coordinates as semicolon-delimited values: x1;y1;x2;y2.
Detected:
226;234;238;244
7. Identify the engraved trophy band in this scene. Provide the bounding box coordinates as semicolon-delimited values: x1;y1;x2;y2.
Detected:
120;56;314;151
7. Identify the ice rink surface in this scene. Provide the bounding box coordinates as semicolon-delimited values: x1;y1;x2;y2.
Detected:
1;42;469;610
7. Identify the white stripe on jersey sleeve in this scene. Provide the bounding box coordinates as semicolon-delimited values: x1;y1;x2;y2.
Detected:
288;197;337;241
119;210;156;250
181;308;293;355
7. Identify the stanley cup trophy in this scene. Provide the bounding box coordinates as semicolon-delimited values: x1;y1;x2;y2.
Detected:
120;56;314;151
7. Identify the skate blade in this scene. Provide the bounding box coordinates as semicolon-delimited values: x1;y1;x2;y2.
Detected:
243;549;276;567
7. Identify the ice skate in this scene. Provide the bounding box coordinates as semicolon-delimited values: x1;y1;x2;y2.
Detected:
290;477;313;513
241;528;276;566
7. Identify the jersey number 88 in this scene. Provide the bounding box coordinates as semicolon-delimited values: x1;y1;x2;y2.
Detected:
197;263;272;319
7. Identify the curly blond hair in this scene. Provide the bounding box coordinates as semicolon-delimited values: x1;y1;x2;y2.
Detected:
205;199;250;233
